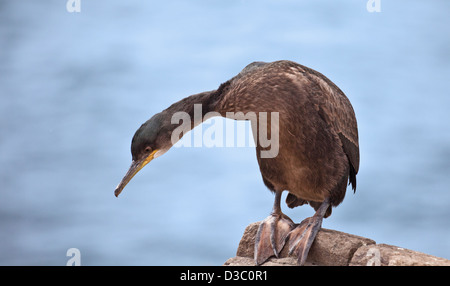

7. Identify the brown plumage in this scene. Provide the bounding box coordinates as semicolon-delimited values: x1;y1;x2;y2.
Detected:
114;60;359;265
217;61;359;208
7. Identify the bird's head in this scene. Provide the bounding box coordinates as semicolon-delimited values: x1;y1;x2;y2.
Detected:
114;112;173;197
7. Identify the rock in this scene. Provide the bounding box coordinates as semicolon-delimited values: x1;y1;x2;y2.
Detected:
235;222;260;259
226;221;450;266
301;228;375;265
350;244;450;266
224;256;297;266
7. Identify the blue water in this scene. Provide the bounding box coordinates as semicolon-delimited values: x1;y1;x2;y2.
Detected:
1;0;449;265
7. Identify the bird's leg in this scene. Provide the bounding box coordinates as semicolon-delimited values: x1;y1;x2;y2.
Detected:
287;197;331;265
254;190;294;265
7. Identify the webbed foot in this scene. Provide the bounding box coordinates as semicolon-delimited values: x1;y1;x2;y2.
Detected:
287;198;331;265
254;212;294;265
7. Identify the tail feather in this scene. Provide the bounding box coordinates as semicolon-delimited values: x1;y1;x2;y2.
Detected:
349;163;357;193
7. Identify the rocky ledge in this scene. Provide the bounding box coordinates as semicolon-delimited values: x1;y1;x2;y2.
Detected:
224;221;450;266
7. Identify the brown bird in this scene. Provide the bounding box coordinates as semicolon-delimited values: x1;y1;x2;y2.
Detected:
114;60;359;265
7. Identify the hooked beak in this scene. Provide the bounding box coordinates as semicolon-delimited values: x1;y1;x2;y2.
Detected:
114;150;158;197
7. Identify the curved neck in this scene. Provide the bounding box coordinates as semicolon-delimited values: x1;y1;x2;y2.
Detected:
164;90;219;128
163;79;231;128
155;90;222;149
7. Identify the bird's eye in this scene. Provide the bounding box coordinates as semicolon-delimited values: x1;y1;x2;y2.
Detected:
144;146;152;153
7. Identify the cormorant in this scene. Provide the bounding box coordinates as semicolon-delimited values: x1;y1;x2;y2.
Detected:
114;60;360;265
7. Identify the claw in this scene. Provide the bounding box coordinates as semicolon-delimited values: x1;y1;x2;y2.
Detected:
287;198;331;265
254;213;294;265
287;217;319;265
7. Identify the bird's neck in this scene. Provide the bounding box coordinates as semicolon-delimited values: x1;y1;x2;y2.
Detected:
163;89;221;130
